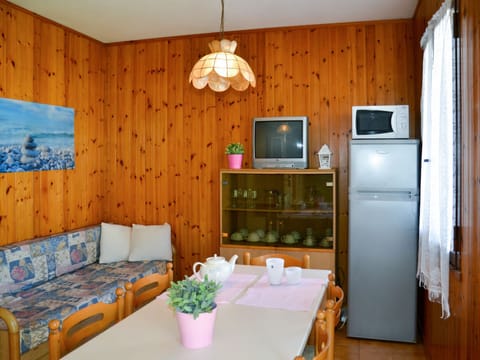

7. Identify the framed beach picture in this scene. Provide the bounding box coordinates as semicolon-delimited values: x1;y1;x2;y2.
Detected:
0;98;75;173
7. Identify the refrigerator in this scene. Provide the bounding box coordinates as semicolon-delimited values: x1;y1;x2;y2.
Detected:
347;139;419;343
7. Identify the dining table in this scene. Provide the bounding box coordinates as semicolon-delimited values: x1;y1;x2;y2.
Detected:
61;264;330;360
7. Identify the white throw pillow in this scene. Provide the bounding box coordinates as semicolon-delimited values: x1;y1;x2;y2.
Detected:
128;223;172;261
99;223;132;263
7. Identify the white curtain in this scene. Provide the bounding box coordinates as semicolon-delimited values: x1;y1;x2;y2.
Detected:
417;0;455;319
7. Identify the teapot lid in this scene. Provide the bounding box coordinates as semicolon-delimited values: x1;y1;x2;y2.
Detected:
206;254;225;262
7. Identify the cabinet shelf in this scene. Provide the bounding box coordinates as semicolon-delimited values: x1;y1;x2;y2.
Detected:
223;207;333;215
221;241;333;251
219;169;337;270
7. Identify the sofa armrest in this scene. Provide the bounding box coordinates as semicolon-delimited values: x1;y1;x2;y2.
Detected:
0;307;20;360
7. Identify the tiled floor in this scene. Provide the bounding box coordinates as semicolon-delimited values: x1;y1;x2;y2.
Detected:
304;327;426;360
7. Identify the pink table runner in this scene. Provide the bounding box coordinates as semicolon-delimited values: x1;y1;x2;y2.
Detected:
158;271;325;312
234;274;326;312
215;272;259;304
156;273;259;303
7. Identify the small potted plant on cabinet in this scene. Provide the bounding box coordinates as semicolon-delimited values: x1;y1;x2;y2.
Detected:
225;142;244;169
167;276;222;349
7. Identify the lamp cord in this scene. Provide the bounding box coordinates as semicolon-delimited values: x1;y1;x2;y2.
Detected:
220;0;224;39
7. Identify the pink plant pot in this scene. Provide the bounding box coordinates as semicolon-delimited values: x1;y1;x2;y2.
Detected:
176;307;217;349
227;154;243;169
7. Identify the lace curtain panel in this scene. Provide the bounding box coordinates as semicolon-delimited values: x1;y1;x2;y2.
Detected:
417;0;455;319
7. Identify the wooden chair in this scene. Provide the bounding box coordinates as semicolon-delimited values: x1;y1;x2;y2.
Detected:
327;273;345;328
243;252;311;269
48;288;125;360
321;273;344;360
125;262;173;316
294;308;331;360
0;308;20;360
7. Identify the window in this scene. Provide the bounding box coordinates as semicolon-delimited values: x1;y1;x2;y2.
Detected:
450;0;461;272
417;0;459;319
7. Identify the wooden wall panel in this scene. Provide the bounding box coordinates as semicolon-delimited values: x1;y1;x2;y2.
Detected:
1;0;419;288
33;20;66;235
0;6;35;243
65;34;106;229
0;0;105;244
415;0;480;359
104;20;417;278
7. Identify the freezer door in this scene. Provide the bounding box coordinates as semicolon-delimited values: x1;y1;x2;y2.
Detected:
347;194;418;342
349;140;419;192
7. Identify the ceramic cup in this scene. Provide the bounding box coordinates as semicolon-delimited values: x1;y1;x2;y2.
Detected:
281;234;295;244
264;232;277;243
285;266;302;285
266;258;284;285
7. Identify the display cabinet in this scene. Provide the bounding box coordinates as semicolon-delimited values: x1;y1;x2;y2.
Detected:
219;169;336;270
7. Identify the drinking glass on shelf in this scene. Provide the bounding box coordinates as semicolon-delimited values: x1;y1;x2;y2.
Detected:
265;189;280;208
231;189;238;208
242;189;248;208
247;189;257;208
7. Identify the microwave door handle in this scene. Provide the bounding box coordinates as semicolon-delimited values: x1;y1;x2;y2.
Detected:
391;114;397;132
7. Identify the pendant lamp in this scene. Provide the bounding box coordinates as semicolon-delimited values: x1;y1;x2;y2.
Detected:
189;0;256;92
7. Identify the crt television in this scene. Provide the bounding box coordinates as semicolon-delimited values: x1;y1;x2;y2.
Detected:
252;116;309;169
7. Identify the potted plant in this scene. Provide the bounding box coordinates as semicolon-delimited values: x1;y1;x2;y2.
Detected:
167;276;222;349
225;142;245;169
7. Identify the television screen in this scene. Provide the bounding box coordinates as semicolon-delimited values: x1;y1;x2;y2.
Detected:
252;116;308;169
255;121;304;158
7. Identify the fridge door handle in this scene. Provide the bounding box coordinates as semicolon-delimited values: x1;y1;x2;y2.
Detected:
351;190;418;201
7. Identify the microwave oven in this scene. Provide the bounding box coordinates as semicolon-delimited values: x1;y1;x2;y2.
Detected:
352;105;409;139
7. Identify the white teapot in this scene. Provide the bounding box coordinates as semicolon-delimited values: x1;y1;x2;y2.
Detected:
193;254;238;283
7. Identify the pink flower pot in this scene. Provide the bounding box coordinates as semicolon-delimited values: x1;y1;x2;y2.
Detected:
227;154;243;169
175;307;217;349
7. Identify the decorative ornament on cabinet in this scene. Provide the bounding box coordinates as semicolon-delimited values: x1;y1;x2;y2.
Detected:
317;144;332;169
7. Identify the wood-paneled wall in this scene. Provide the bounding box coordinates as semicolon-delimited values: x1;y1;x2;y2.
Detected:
104;20;417;278
3;1;479;355
0;1;105;243
415;0;480;359
1;0;418;283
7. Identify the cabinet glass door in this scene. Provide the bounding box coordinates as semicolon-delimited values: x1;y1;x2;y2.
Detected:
221;170;335;250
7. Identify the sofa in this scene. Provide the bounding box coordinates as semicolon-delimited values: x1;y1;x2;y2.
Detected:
0;223;173;360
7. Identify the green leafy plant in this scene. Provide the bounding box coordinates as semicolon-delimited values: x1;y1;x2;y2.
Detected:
225;142;245;155
167;276;222;319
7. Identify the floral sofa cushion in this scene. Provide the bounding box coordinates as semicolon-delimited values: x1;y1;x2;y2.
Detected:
0;260;167;354
0;226;100;295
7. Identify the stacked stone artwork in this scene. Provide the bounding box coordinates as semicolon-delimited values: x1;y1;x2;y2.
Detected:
20;135;40;164
0;134;75;172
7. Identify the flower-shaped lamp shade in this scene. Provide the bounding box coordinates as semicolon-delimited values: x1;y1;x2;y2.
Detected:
189;39;256;92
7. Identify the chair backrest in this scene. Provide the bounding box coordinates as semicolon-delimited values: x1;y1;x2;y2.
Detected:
294;308;331;360
0;308;20;360
323;272;344;360
48;288;125;360
327;273;344;327
314;309;331;360
125;262;173;316
322;299;336;360
243;252;311;269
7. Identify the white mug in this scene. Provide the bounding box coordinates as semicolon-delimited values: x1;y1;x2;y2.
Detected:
266;258;284;285
285;266;302;285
